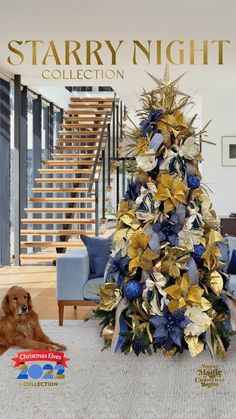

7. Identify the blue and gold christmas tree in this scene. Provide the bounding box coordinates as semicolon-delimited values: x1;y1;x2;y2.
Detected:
92;67;236;358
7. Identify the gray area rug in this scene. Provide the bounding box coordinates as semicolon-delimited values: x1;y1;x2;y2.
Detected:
0;320;236;419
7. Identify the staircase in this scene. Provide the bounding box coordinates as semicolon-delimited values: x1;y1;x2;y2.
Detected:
20;97;116;264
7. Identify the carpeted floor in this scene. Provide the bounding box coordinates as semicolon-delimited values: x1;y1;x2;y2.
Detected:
0;320;236;419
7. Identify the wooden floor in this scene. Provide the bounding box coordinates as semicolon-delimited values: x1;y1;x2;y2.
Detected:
0;261;93;321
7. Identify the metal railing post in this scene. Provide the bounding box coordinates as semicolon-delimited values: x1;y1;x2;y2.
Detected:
122;159;126;197
120;101;123;138
88;111;110;195
95;182;99;236
116;104;119;158
107;123;111;187
102;150;106;219
116;164;120;209
112;97;116;158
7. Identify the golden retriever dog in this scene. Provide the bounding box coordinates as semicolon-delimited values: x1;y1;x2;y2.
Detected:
0;286;66;352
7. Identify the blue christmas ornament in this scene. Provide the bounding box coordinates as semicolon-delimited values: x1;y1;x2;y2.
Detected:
187;175;200;189
124;280;143;301
192;244;206;263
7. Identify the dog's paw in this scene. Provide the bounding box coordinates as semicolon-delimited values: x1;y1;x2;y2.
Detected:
55;343;67;351
48;343;67;352
47;344;59;351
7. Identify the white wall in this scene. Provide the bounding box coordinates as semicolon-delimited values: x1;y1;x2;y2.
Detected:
201;90;236;216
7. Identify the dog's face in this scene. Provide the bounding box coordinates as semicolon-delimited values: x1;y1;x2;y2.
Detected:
1;286;32;317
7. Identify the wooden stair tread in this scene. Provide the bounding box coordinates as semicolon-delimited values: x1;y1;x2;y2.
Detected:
22;219;96;224
21;229;96;235
55;145;105;150
38;169;95;174
35;177;98;183
21;241;85;248
61;123;105;128
43;161;99;166
68;104;112;109
51;153;97;158
66;110;108;115
64;117;110;122
58;130;106;136
20;254;59;260
70;97;115;102
56;138;106;143
30;197;95;202
32;187;94;192
25;208;95;213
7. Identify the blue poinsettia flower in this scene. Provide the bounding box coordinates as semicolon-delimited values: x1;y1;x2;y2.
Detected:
108;250;130;288
150;308;191;351
132;335;143;356
124;178;142;201
140;109;163;138
152;213;182;246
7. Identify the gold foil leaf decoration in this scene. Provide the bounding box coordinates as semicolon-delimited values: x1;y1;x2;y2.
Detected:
184;336;204;357
102;323;115;342
155;174;188;214
208;271;223;296
97;283;122;311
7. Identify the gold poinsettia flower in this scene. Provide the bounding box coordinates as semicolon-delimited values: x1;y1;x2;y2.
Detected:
164;273;204;312
136;137;149;155
160;247;190;277
184;306;212;358
97;283;122;311
117;200;141;231
192;189;220;230
129;301;153;343
154;173;188;214
158;110;188;147
127;231;157;275
202;229;222;270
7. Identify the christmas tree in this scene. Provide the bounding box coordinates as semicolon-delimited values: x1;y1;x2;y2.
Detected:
92;67;236;358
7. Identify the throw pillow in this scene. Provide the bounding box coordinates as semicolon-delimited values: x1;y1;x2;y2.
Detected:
227;249;236;275
80;234;113;279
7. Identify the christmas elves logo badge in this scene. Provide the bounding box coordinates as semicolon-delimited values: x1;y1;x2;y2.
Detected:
12;350;70;386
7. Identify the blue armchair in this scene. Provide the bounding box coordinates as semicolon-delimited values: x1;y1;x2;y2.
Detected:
56;248;105;325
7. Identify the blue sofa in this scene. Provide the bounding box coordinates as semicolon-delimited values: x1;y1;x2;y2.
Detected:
219;236;236;293
56;236;236;325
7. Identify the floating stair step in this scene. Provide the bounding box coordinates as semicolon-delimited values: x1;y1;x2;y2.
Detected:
58;130;106;136
35;177;98;183
51;153;97;159
56;138;105;143
38;169;94;174
32;187;94;193
68;104;112;109
30;197;95;203
25;208;95;213
21;241;85;248
20;254;59;261
55;145;105;151
64;117;110;122
70;97;115;102
66;110;108;115
22;219;96;224
42;161;99;166
61;123;105;129
21;229;96;235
